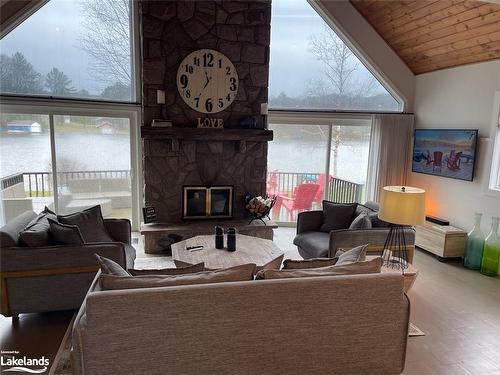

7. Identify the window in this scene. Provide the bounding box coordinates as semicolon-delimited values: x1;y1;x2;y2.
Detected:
269;0;400;111
490;114;500;191
0;106;138;227
267;113;371;223
0;0;133;102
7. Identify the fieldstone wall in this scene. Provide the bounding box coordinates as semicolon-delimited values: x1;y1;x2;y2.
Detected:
141;0;271;129
140;0;272;222
143;138;268;221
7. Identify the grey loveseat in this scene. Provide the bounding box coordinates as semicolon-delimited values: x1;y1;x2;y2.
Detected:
0;211;135;318
73;271;410;375
294;202;416;262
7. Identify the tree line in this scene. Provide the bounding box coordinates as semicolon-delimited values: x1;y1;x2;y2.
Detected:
0;52;130;99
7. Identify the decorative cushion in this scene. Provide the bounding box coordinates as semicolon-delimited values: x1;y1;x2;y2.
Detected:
255;254;284;274
57;205;114;243
18;207;57;247
368;212;391;228
129;262;205;276
255;257;382;280
95;254;130;276
48;218;85;245
282;257;338;270
355;203;376;217
320;201;358;233
335;244;368;265
100;263;256;291
349;212;372;230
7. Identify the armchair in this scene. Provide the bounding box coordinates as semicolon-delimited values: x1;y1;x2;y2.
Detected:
294;208;415;262
0;211;135;318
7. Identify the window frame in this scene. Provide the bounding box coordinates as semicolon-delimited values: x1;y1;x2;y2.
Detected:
0;0;139;104
0;1;142;228
0;97;142;230
268;109;373;226
483;90;500;198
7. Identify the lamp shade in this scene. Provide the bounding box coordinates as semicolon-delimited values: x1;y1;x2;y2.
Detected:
379;186;426;225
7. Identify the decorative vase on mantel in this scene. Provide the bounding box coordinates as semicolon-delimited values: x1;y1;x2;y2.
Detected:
480;216;500;277
464;213;485;270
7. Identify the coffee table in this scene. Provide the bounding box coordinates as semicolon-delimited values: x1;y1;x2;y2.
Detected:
171;234;283;269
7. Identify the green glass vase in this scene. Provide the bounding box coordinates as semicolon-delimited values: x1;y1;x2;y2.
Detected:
464;213;485;270
480;217;500;277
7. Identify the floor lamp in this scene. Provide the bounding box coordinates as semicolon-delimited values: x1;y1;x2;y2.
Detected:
378;186;426;272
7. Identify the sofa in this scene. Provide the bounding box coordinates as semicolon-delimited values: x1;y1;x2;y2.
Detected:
294;201;415;262
0;210;135;318
72;271;410;375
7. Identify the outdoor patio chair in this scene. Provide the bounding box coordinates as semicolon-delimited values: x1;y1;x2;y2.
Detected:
277;183;320;222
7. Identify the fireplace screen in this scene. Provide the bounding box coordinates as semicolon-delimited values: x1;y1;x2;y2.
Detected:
183;186;233;219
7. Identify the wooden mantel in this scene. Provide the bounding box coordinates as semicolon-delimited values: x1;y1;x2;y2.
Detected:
141;127;273;142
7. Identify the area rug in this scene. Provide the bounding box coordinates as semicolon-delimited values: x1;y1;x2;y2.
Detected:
408;322;425;337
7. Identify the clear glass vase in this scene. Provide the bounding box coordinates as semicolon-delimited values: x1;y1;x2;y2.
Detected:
480;217;500;277
464;213;485;270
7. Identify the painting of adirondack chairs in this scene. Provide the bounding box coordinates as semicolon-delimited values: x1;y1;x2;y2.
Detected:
412;129;478;181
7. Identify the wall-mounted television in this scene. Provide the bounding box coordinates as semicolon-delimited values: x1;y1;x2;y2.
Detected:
412;129;478;182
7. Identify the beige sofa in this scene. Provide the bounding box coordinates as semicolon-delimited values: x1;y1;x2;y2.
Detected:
72;272;410;375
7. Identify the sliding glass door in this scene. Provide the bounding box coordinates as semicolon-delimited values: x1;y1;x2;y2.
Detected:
53;115;132;220
267;112;372;224
0;106;138;227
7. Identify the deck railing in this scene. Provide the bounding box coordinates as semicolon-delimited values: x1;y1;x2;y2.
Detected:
0;170;132;197
268;171;363;203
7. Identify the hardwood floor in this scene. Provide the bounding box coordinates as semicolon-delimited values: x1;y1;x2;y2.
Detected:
1;228;499;374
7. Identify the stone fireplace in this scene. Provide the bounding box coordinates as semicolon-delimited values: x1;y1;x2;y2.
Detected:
140;0;273;223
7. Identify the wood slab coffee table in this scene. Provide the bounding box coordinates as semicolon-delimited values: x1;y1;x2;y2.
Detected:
172;234;283;269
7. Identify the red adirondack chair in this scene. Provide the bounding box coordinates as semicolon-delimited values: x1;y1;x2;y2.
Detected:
278;183;320;221
313;174;333;204
447;150;462;171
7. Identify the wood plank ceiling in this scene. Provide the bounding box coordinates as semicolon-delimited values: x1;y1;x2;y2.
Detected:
350;0;500;74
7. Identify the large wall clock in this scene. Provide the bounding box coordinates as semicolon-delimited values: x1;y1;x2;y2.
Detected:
176;49;239;114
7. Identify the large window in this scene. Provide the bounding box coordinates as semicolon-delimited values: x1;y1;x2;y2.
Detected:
0;106;138;226
267;113;371;223
0;0;133;102
269;0;400;111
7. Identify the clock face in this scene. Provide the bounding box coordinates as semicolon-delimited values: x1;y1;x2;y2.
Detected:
176;49;239;114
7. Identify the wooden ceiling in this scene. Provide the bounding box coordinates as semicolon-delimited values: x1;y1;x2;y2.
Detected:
350;0;500;74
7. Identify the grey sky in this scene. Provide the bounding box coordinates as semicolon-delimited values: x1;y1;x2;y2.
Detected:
0;0;389;98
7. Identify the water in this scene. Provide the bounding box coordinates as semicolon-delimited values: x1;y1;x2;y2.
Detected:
0;133;131;176
1;133;369;185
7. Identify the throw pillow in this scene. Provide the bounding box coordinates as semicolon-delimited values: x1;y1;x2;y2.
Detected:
129;262;205;276
18;207;57;247
349;212;372;230
57;205;114;243
255;257;382;280
48;218;85;245
282;257;338;270
335;244;369;265
354;203;376;217
320;201;358;233
100;263;256;291
95;254;130;276
368;212;390;228
255;254;284;274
